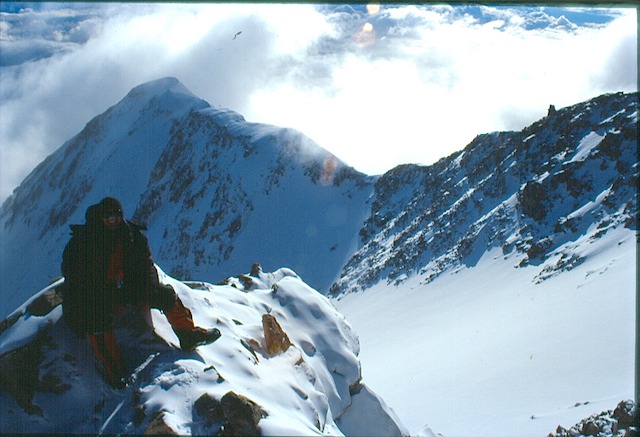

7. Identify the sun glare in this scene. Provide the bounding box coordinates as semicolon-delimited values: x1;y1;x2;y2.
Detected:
353;22;376;47
366;4;381;15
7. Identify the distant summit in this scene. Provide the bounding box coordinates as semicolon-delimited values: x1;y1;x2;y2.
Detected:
127;76;193;97
119;77;210;114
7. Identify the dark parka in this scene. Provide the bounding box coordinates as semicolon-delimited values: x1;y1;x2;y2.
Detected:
61;204;159;335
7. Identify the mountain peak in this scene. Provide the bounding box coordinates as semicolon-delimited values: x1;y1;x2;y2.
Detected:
126;76;195;100
116;77;209;117
0;77;372;314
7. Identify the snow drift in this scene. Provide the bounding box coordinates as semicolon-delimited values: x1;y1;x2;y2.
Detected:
0;266;407;436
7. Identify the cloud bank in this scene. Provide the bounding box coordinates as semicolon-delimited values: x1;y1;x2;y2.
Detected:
0;3;637;201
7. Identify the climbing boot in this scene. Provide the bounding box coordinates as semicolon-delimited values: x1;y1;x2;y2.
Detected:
176;327;221;352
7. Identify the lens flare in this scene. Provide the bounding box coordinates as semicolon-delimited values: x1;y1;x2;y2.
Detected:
366;4;380;15
321;155;338;185
353;22;376;48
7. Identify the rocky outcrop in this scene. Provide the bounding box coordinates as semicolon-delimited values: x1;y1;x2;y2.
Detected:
262;314;291;356
221;391;268;436
0;338;43;415
519;181;547;221
144;411;179;435
1;267;405;435
194;391;267;436
194;393;225;426
547;400;638;437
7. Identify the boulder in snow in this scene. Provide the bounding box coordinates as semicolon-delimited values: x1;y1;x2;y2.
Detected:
262;314;291;356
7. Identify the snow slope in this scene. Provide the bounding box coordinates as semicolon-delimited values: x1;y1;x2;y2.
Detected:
335;225;635;437
133;104;372;292
0;266;407;436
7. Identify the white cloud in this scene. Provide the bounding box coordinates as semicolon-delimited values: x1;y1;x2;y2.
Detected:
246;5;637;173
0;4;637;201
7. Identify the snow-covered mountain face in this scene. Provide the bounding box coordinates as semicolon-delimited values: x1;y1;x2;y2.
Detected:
329;92;637;436
132;102;371;292
325;90;636;434
0;77;372;318
0;78;636;315
331;92;638;295
0;77;637;436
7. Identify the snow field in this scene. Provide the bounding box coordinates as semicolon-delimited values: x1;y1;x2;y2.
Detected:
334;226;636;437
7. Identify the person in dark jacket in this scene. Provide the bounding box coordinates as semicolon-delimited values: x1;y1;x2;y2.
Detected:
61;197;220;387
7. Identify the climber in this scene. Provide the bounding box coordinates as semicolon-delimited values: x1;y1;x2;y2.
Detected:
61;197;220;387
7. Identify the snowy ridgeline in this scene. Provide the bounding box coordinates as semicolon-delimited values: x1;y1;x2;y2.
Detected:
0;266;408;436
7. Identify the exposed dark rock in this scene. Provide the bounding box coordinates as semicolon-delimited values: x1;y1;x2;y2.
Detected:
195;393;224;426
527;237;553;260
144;411;178;435
221;391;267;436
547;400;637;437
250;263;262;276
519;181;547;221
26;287;63;317
193;391;267;436
0;311;22;336
614;400;639;430
0;336;44;415
581;420;599;436
134;404;147;427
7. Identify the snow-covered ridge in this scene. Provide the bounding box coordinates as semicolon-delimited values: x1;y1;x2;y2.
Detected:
331;91;638;294
0;266;407;436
